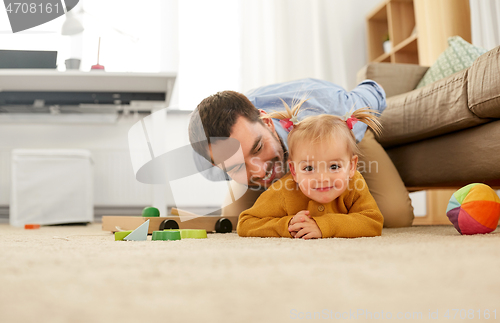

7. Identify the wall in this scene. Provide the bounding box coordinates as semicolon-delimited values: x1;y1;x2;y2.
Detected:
0;111;229;210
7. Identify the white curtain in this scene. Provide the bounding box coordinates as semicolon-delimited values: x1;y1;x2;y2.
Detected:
167;0;381;110
470;0;500;50
240;0;381;92
166;0;241;110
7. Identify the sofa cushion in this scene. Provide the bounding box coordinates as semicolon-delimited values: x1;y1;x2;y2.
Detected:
356;63;429;98
416;36;487;89
378;68;490;148
386;120;500;188
468;46;500;118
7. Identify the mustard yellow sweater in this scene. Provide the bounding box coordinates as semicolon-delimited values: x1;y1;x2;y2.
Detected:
238;171;383;238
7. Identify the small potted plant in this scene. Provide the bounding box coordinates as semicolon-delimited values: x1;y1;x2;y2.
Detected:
383;33;391;54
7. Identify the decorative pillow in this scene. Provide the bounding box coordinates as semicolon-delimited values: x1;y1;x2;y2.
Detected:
416;36;487;89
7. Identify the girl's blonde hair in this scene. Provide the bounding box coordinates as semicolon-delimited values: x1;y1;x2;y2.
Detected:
261;98;382;159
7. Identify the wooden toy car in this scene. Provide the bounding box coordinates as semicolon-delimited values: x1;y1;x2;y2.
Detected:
102;208;238;234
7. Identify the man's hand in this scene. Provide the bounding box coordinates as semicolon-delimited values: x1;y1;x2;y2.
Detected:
288;211;322;239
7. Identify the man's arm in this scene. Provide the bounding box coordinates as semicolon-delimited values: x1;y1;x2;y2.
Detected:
327;80;387;142
350;80;387;112
222;181;263;217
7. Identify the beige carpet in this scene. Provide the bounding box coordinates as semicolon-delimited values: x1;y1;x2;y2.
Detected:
1;223;500;323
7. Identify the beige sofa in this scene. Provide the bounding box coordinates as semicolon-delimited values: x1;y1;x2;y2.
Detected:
357;46;500;189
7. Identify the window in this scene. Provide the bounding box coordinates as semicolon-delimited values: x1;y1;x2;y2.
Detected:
0;0;243;110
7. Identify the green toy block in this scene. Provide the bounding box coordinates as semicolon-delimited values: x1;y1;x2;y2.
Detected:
179;229;207;239
142;207;160;217
152;230;181;241
115;230;133;241
165;229;207;239
152;231;166;240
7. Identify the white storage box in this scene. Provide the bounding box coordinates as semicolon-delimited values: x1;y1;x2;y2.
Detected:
10;149;93;226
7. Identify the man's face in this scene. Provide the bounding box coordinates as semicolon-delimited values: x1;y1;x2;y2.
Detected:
211;111;287;189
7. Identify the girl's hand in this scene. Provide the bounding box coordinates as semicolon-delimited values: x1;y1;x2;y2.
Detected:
289;210;310;226
288;220;322;239
288;210;310;237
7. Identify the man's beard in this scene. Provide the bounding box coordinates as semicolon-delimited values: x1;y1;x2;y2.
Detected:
247;131;289;190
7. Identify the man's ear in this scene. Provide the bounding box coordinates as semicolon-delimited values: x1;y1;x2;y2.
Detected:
289;161;298;182
349;155;358;178
259;110;275;132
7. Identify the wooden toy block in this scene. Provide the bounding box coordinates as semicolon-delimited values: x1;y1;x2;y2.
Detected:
102;208;238;234
123;220;149;241
142;207;159;217
115;230;133;241
165;229;207;239
152;230;181;241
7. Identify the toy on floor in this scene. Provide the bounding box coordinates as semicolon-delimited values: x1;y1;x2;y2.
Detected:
446;183;500;235
114;219;207;241
24;224;40;229
103;207;237;234
115;230;133;241
152;230;181;241
124;220;149;241
150;229;208;241
169;229;208;239
142;207;159;217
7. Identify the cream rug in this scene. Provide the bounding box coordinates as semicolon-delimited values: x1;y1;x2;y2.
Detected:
1;223;499;323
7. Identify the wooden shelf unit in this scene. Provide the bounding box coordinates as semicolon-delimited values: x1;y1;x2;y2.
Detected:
367;0;472;66
367;0;418;64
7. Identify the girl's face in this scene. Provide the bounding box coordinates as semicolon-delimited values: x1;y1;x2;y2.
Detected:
288;137;358;204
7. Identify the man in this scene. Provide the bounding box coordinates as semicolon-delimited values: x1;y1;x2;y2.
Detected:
189;78;414;227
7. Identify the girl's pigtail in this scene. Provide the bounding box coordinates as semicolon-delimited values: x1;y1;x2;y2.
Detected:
350;107;383;136
261;97;308;132
261;97;308;121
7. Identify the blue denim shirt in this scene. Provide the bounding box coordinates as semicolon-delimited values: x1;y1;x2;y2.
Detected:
194;78;386;181
246;78;386;149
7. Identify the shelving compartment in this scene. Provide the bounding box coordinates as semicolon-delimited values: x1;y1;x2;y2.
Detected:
366;0;419;64
387;0;416;48
367;2;390;62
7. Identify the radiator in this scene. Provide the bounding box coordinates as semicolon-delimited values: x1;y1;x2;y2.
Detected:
0;149;153;206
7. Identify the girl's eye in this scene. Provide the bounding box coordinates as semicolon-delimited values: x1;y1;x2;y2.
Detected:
257;143;263;152
303;166;313;172
330;164;339;170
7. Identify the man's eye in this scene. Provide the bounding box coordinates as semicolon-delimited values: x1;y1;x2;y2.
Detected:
229;165;244;174
303;166;314;172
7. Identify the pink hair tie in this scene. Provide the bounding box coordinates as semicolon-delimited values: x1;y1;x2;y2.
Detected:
279;119;293;132
279;115;299;133
342;106;358;130
345;116;359;130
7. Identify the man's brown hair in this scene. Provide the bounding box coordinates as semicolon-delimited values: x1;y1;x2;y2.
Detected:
189;90;262;162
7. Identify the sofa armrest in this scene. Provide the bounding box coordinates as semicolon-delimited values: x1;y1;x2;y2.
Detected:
357;63;429;98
